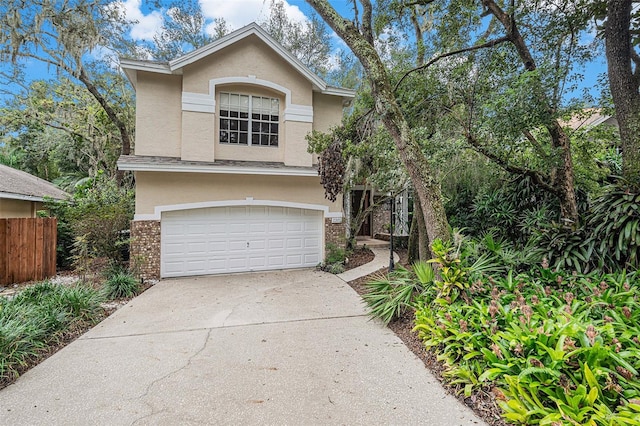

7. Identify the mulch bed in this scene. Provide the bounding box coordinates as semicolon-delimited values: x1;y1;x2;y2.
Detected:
343;247;375;271
347;250;507;426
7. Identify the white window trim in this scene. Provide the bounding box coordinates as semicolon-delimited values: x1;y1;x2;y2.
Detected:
219;92;280;147
181;76;313;123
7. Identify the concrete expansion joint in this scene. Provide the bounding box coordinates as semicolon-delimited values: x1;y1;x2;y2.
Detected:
130;328;213;425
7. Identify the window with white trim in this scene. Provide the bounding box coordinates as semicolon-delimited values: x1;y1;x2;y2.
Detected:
219;92;280;147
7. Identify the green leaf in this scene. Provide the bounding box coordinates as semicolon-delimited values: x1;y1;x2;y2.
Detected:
584;363;598;389
586;386;598;406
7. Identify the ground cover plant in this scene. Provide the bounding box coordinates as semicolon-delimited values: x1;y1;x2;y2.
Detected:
0;282;105;387
364;238;640;425
101;263;140;299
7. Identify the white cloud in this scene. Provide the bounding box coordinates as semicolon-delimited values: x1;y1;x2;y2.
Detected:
199;0;307;31
108;0;311;45
111;0;163;41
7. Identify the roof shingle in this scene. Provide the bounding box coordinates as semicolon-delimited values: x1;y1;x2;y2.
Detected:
0;165;69;201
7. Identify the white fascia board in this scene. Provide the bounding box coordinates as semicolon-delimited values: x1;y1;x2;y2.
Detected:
0;192;46;202
589;115;614;127
321;86;356;98
117;161;318;177
119;59;173;75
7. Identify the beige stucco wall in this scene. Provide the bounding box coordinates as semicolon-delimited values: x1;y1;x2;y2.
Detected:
135;172;342;215
313;93;344;133
182;35;312;106
181;111;214;162
135;72;182;157
132;35;346;167
284;121;313;167
0;199;40;218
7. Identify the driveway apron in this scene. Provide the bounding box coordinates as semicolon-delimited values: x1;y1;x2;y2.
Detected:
0;269;485;425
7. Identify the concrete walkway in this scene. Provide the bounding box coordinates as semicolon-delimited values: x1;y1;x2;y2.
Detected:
0;269;484;425
337;247;399;282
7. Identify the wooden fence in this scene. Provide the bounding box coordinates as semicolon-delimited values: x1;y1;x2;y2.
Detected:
0;218;57;285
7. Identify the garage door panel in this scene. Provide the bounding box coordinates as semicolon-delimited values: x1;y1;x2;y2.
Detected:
286;254;303;265
249;223;266;233
208;240;227;252
286;238;303;249
229;240;247;251
161;206;323;277
305;238;320;248
305;254;320;264
287;222;303;232
187;241;207;254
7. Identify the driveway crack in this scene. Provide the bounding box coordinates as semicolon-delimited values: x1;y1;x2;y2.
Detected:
130;328;212;425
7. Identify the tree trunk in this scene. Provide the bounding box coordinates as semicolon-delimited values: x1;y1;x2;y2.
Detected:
306;0;450;255
413;197;430;260
407;211;419;263
606;0;640;185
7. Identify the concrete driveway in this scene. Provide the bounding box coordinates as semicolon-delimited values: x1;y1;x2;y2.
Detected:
0;269;484;425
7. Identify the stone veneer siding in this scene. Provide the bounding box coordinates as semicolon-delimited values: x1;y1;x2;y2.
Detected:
130;220;161;280
372;196;390;236
325;218;346;248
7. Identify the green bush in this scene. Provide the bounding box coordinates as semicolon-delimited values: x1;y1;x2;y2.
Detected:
414;266;640;425
363;261;434;325
531;181;640;273
0;282;104;385
102;271;140;300
325;243;346;265
46;172;134;267
320;243;347;274
588;181;640;271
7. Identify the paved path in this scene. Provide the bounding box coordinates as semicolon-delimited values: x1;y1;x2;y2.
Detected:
337;247;399;282
0;269;485;425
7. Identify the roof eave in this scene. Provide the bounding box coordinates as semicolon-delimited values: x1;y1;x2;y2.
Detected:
117;159;318;177
0;192;66;203
119;59;176;88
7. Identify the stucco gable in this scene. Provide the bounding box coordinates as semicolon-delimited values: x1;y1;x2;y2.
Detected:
120;23;354;100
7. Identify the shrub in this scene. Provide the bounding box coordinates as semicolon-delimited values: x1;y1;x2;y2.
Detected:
588;181;640;271
0;281;104;385
320;243;347;274
102;271;140;300
325;243;346;265
363;262;434;325
45;171;134;267
414;267;640;425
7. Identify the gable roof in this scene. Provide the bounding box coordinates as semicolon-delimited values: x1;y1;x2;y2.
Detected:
120;22;355;98
562;108;618;131
0;165;69;202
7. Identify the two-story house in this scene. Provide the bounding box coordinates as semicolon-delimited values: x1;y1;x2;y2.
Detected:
118;23;354;279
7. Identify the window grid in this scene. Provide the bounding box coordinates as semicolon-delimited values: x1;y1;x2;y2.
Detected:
219;93;279;147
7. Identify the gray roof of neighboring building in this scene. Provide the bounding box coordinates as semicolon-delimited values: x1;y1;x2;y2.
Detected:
0;165;69;202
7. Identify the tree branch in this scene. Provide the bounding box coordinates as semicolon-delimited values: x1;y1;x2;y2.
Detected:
464;131;557;194
394;36;509;91
360;0;374;45
522;129;549;160
410;6;425;66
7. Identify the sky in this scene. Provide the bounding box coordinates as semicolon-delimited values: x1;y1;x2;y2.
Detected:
4;0;607;103
115;0;606;101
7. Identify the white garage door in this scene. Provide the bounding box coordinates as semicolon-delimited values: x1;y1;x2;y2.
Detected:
161;206;323;277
